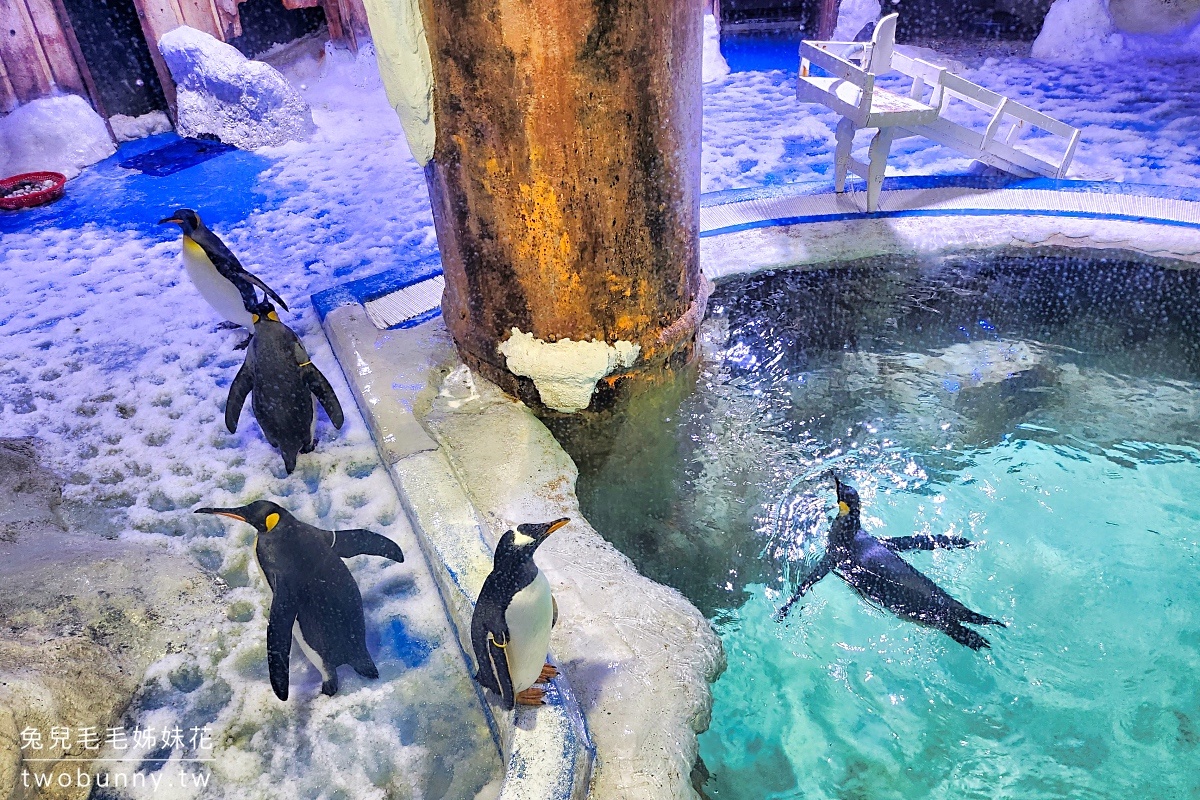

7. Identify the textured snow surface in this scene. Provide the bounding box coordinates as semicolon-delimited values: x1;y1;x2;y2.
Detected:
0;94;115;180
3;31;1198;799
159;26;315;150
0;47;494;800
701;53;1200;190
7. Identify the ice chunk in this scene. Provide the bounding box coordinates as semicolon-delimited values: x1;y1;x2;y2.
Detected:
0;94;115;180
1032;0;1125;60
108;110;173;142
703;14;730;83
158;26;315;150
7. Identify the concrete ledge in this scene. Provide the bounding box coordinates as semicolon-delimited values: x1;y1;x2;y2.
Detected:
319;303;725;800
322;304;594;800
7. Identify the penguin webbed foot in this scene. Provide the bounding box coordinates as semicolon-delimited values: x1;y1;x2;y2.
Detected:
537;663;558;683
943;622;991;650
516;687;546;706
233;335;253;351
321;675;339;696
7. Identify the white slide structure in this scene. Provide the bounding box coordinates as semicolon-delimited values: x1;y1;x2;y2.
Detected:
798;14;1082;211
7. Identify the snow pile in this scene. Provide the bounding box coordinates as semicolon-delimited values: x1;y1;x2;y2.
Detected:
159;26;314;149
108;110;173;143
1034;0;1200;60
833;0;881;41
1032;0;1126;60
703;14;730;83
0;94;115;179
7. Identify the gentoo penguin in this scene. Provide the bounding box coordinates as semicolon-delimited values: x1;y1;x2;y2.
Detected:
778;475;1005;650
471;519;569;710
195;501;405;699
225;301;343;474
159;208;289;329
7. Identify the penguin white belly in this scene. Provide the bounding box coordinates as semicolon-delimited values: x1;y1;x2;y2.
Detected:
504;570;554;693
293;621;331;681
182;239;254;326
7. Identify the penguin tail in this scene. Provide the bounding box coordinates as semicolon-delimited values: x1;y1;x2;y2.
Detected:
943;622;991;651
351;652;379;680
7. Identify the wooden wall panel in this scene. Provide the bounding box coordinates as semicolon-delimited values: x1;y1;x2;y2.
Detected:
0;56;19;112
0;0;54;103
23;0;85;95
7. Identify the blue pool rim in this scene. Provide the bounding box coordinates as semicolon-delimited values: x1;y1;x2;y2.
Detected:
312;176;1199;323
699;176;1200;238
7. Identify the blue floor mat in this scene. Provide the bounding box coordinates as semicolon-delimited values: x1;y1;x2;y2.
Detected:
0;132;275;235
119;137;236;177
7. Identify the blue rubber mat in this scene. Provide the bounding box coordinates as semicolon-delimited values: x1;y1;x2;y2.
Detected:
119;136;236;177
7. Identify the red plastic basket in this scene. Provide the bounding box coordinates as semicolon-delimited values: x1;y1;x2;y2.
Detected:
0;171;66;210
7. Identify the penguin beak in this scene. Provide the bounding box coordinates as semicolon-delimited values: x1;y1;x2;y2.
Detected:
516;518;570;541
158;215;181;225
195;507;247;523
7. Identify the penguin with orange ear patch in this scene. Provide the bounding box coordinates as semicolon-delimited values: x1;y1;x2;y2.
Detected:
196;501;405;699
471;519;569;710
225;301;343;474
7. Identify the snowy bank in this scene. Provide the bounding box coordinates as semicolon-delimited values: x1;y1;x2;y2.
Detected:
0;94;114;180
1033;0;1200;60
159;26;314;149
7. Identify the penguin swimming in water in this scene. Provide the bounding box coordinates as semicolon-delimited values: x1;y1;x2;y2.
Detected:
195;501;405;699
159;208;289;332
225;301;344;474
778;475;1005;650
471;519;570;710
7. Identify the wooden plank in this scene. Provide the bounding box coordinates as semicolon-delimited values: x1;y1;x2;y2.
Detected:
0;0;53;102
341;0;371;49
173;0;222;38
817;0;840;39
131;0;181;117
45;0;112;126
0;56;19;112
23;0;84;94
283;0;321;8
321;0;346;43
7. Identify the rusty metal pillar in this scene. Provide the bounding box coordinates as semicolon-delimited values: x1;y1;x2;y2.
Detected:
418;0;705;413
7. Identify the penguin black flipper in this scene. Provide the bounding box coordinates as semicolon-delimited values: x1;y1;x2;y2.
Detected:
332;529;405;564
471;600;515;710
777;554;833;621
226;358;254;434
192;227;290;311
267;583;300;701
881;534;975;552
302;365;344;429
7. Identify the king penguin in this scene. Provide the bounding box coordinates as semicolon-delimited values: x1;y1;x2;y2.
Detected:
778;475;1006;650
159;208;289;329
225;301;344;474
195;501;405;699
471;519;569;710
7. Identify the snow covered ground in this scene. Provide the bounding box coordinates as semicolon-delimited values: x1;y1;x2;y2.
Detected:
1;29;1197;800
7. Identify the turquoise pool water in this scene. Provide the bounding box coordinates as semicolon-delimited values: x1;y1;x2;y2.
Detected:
560;247;1200;799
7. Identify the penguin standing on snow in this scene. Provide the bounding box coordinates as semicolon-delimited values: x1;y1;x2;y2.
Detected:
225;301;344;474
778;475;1006;650
159;208;289;334
471;519;570;710
195;501;405;699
